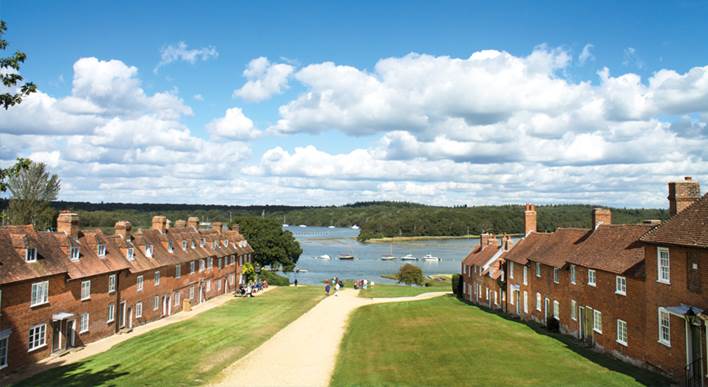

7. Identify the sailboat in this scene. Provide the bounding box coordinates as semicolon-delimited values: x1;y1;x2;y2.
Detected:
381;244;396;260
282;216;289;228
422;254;440;262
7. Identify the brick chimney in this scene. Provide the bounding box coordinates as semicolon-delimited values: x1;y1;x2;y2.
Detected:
175;219;187;228
212;222;223;234
524;204;537;235
668;176;701;216
151;216;167;233
57;211;80;238
592;208;612;229
502;234;513;251
480;232;490;247
115;221;132;239
187;217;199;230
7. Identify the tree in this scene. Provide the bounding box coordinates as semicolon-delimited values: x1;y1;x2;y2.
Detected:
6;161;61;229
0;157;30;192
398;264;424;286
1;20;37;109
242;262;256;284
232;216;302;271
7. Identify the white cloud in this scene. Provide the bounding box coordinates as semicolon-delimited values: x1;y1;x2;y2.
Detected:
193;94;204;101
622;47;644;69
206;107;260;140
155;41;218;73
579;44;595;65
234;57;294;102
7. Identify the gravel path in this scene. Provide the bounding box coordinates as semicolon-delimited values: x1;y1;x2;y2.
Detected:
211;288;450;387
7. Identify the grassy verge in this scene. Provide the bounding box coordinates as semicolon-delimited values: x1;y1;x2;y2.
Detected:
16;287;324;387
359;282;449;298
332;295;670;386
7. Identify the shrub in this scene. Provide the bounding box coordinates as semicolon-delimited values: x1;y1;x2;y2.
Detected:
547;317;560;332
398;264;424;286
451;274;462;297
259;270;290;286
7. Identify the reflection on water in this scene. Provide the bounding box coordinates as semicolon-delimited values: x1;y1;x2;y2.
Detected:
282;226;510;285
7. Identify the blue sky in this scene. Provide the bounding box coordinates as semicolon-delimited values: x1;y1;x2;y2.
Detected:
1;1;707;207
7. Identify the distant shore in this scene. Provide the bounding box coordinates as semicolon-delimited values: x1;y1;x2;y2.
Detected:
365;235;481;243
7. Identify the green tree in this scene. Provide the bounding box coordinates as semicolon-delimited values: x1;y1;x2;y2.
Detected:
6;161;61;229
0;157;30;192
1;20;37;109
398;264;424;286
242;262;256;284
232;216;302;271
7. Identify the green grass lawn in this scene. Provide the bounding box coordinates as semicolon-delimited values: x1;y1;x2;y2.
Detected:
332;295;670;386
359;282;450;298
17;287;324;387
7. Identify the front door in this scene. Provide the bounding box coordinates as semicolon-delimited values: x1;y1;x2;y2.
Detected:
578;306;585;340
583;306;594;344
67;320;76;348
52;320;62;353
119;302;126;328
686;321;704;387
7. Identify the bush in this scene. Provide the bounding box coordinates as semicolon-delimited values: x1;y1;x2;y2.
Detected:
259;270;290;286
547;317;560;332
451;274;462;297
398;264;424;286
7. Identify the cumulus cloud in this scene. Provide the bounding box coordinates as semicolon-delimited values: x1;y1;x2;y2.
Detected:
154;41;218;73
206;107;261;140
234;57;294;102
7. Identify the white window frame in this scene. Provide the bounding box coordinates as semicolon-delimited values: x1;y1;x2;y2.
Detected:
206;279;211;292
570;264;576;284
199;259;205;272
145;244;153;258
80;313;89;333
509;261;514;279
217;278;222;291
30;281;49;307
190;261;196;274
81;280;91;300
153;295;159;310
571;300;577;321
536;292;541;311
189;286;195;300
28;323;46;352
616;319;628;346
97;243;106;257
523;266;528;285
174;291;181;306
168;240;174;253
588;269;596;287
107;303;115;323
535;262;541;278
137;275;144;292
523;291;528;314
657;247;670;284
0;334;8;369
553;300;560;320
26;247;37;262
127;247;134;260
182;240;188;251
154;271;160;286
615;276;626;296
175;264;181;279
70;245;80;261
553;268;560;284
593;309;602;333
108;274;116;294
135;302;143;318
658;307;671;346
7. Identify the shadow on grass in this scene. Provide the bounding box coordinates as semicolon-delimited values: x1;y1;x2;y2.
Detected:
12;361;129;387
454;295;673;387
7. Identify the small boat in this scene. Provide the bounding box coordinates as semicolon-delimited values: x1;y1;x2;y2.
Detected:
299;224;307;228
316;254;331;260
422;254;440;262
282;224;289;228
381;255;396;261
338;254;355;260
400;254;417;261
351;225;360;230
295;268;309;273
328;225;335;229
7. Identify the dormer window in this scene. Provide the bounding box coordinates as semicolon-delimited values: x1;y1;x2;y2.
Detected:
97;243;106;257
223;240;228;247
146;244;154;258
182;240;188;251
200;238;206;247
70;245;80;261
26;247;38;262
168;240;174;253
191;240;196;249
127;247;135;260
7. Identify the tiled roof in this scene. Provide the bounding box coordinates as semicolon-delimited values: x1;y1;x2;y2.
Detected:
504;232;551;265
567;224;653;274
504;229;589;268
462;244;499;267
640;193;708;248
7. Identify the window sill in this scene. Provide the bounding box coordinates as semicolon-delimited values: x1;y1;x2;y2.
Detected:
571;318;577;321
593;329;602;334
30;302;49;308
588;283;596;288
615;291;626;296
656;280;671;285
658;339;671;348
28;344;47;353
0;364;7;370
80;330;89;335
81;298;91;301
616;340;628;347
107;320;114;324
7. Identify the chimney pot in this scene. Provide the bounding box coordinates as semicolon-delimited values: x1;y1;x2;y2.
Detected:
151;216;167;233
115;221;132;239
524;203;537;235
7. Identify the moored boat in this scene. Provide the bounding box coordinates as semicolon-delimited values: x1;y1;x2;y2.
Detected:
400;254;417;261
422;254;440;262
381;254;396;261
338;254;355;260
316;254;331;260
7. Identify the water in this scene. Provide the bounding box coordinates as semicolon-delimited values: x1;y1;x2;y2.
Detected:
282;226;498;285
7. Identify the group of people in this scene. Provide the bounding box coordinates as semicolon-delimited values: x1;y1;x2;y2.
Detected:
324;276;344;296
238;279;268;297
352;279;373;290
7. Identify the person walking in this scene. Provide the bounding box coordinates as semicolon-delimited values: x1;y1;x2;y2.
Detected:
325;282;331;296
334;281;340;296
294;279;298;287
